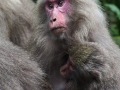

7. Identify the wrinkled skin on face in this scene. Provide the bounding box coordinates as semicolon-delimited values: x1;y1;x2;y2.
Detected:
45;0;70;36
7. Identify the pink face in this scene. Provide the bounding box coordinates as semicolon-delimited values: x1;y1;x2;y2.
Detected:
45;0;70;35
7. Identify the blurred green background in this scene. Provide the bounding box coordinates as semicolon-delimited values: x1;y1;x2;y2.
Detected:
100;0;120;46
32;0;120;46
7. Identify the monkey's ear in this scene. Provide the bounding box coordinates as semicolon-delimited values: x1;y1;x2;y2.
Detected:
68;45;96;67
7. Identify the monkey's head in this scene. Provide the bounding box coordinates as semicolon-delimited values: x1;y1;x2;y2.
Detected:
35;0;72;39
36;0;106;45
36;0;81;40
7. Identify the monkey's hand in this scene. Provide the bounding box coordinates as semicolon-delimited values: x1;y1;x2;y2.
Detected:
68;45;96;67
66;44;112;85
60;45;96;77
60;44;108;81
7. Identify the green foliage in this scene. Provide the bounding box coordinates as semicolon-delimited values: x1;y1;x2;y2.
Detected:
113;37;120;46
100;0;120;46
105;4;120;20
32;0;37;3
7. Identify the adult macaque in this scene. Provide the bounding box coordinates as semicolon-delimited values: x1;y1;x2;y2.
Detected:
28;0;120;90
0;0;52;90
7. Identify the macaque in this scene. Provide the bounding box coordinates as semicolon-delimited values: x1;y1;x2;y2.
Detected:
28;0;120;90
0;0;52;90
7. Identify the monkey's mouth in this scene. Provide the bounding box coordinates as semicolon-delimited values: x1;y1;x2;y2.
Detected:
51;27;66;35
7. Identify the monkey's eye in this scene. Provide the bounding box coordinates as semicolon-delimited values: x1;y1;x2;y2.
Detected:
47;2;54;9
57;0;65;7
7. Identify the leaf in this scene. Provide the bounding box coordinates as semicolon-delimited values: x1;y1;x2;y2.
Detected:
105;4;120;20
113;36;120;47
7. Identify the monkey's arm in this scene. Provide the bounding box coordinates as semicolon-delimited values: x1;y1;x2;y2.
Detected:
68;45;103;81
68;45;96;67
68;44;119;89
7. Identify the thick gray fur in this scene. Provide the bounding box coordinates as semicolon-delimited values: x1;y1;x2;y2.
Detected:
0;0;52;90
0;0;34;47
28;0;120;90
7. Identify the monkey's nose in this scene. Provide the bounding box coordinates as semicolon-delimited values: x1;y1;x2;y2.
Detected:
51;18;56;22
